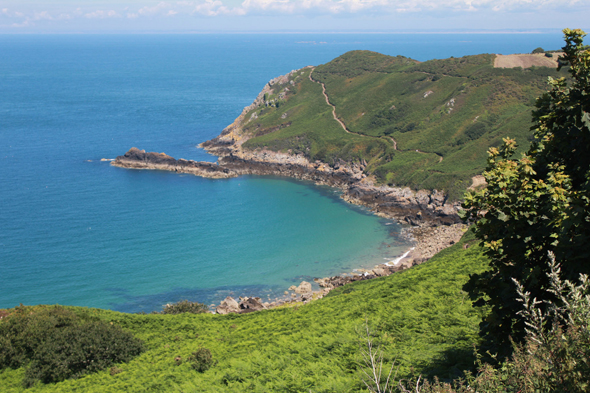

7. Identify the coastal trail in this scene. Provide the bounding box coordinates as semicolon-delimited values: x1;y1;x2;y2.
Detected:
309;68;398;151
309;67;443;163
308;68;445;163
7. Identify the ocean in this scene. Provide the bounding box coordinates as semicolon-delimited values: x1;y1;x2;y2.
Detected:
0;33;565;312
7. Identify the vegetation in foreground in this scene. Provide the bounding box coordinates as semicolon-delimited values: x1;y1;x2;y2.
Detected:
462;28;590;361
366;253;590;392
0;306;144;387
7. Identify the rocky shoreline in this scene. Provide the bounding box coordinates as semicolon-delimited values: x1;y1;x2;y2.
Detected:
112;148;461;228
111;145;468;312
111;147;236;179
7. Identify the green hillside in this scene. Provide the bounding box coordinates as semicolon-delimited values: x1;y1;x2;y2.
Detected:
1;231;489;392
239;50;564;200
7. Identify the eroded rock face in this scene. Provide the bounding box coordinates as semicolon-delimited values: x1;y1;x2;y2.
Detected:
215;296;240;314
341;184;460;227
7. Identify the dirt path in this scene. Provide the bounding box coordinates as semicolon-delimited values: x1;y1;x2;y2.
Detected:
414;148;443;162
309;68;398;151
308;68;444;164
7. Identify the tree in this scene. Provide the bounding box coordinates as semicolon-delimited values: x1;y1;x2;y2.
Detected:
461;28;590;361
532;47;545;54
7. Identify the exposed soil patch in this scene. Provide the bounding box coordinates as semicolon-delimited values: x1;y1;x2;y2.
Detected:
494;53;562;69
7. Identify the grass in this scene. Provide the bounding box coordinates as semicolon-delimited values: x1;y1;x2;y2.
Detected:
1;230;490;392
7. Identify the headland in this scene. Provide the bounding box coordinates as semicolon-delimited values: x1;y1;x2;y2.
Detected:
111;49;562;308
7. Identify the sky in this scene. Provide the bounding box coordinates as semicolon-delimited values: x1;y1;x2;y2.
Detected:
1;0;589;33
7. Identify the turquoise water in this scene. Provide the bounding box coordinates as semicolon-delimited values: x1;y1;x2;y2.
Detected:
0;33;564;312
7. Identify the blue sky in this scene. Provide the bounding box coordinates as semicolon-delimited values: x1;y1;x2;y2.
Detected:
1;0;589;33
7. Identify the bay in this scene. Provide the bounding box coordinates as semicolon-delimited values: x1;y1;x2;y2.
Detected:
0;33;564;312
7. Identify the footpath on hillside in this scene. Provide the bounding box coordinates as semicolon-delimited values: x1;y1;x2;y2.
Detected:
309;68;398;151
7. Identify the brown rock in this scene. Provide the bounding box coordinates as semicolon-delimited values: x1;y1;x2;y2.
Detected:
239;297;266;313
295;281;312;294
215;296;240;315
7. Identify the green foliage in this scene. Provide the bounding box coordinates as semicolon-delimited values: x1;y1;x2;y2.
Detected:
187;348;215;372
0;306;144;387
24;321;145;387
158;300;209;315
393;254;590;393
461;28;590;361
532;47;545;54
0;305;80;370
312;50;416;78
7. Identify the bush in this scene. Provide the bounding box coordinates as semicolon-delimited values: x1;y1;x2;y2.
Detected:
24;321;144;386
187;348;215;372
0;306;144;386
461;28;590;360
532;47;545;54
158;300;209;315
0;305;80;370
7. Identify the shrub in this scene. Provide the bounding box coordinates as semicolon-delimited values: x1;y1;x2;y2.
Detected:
0;306;144;386
532;47;545;54
23;321;144;386
0;305;80;370
159;300;210;315
187;348;215;372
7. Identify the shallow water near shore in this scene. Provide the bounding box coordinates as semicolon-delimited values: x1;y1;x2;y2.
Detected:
0;33;564;312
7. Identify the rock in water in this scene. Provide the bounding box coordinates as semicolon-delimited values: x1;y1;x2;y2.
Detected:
239;297;266;313
295;281;312;294
111;147;237;179
215;296;240;314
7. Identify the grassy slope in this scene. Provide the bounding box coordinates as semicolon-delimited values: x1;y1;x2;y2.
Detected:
1;231;490;392
242;67;390;166
241;50;564;200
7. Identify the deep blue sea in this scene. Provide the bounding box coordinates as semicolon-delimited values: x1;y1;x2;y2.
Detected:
0;33;565;312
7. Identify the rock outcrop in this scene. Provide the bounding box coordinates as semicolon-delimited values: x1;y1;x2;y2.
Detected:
239;297;266;313
215;296;240;314
215;296;268;314
294;281;312;294
111;147;236;179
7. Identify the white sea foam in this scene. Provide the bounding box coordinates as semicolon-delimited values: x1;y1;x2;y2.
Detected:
385;247;415;266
